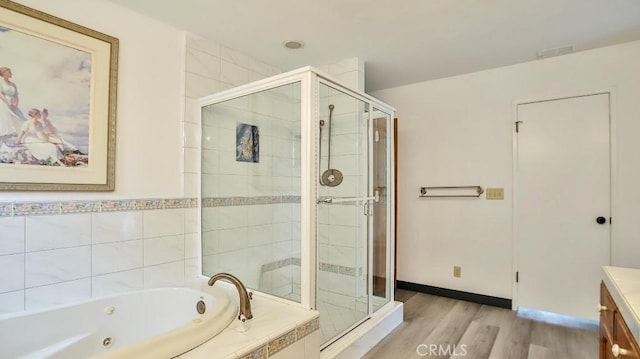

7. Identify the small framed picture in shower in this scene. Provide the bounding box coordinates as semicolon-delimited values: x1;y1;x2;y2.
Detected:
236;123;259;163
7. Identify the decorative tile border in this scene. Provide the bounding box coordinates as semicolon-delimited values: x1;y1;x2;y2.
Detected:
0;202;12;217
1;197;199;217
260;257;360;278
239;345;268;359
260;257;300;273
319;262;361;277
268;329;296;356
61;201;101;214
101;200;137;212
1;194;302;216
202;196;300;208
236;317;320;359
13;201;61;216
296;317;321;339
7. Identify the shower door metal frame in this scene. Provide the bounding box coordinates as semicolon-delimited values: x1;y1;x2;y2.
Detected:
196;67;396;337
314;75;396;348
197;67;317;311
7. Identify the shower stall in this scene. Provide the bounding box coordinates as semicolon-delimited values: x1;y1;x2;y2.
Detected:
198;67;395;347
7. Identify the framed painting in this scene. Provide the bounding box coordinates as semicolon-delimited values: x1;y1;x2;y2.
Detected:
0;0;118;191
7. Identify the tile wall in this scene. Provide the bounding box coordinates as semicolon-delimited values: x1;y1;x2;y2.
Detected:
0;199;198;313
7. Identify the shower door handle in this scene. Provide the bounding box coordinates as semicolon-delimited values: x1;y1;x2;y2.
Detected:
317;196;376;204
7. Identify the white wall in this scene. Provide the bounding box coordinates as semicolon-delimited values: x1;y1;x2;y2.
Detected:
0;0;193;313
6;0;185;200
371;40;640;299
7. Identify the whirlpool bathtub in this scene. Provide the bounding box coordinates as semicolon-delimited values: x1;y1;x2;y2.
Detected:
0;280;237;359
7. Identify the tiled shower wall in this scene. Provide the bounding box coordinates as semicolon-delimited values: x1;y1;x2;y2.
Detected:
317;66;370;316
199;88;303;299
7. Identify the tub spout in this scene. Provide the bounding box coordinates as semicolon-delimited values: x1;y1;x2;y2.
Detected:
208;273;253;321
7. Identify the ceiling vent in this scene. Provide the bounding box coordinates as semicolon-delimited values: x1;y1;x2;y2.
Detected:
536;45;575;59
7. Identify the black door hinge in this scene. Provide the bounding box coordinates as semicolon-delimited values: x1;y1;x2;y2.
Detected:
515;121;523;133
516;272;519;283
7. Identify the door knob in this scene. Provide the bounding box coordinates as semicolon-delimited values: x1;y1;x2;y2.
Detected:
596;216;607;224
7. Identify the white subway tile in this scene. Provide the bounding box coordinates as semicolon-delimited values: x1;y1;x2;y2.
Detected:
218;228;248;252
26;214;91;252
221;60;250;87
143;209;185;238
329;225;358;247
272;240;293;260
144;261;185;288
0;217;24;255
144;235;185;266
92;240;143;275
218;249;247;274
202;230;219;255
247;205;272;226
202;174;221;197
186;33;221;57
247;174;273;195
246;225;273;247
184;233;199;258
218;206;247;229
184;97;200;124
221;47;250;69
272;223;293;243
201;207;219;231
183;121;201;149
92;211;143;244
25;279;91;311
219;151;249;176
184;208;198;234
201;149;220;174
92;269;144;297
0;290;24;314
272;204;293;223
218;126;236;153
328;58;361;76
25;246;91;287
201;125;220;150
201;254;219;276
184;173;199;198
186;73;223;99
185;258;200;279
186;47;221;79
0;254;24;293
184;147;201;173
328;204;360;227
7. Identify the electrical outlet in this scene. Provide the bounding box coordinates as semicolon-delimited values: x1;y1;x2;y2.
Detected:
486;188;504;200
453;266;461;278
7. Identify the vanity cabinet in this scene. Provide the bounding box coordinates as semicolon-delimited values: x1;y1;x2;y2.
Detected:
600;282;640;358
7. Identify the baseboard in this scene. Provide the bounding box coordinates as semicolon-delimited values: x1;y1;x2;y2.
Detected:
397;280;512;309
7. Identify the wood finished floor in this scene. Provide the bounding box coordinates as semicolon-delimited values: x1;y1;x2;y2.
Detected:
363;289;598;359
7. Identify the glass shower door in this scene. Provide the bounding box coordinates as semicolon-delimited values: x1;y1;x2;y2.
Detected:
316;83;371;345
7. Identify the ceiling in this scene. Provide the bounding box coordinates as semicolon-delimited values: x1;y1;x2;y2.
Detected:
108;0;640;92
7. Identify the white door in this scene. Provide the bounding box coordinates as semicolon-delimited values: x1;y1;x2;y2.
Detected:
516;93;610;321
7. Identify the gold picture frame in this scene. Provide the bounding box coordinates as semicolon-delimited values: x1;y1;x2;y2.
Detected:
0;0;118;191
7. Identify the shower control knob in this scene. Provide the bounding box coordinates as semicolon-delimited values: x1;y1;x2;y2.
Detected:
327;174;335;182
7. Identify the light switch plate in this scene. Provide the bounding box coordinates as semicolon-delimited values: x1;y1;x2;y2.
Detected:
486;188;504;200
